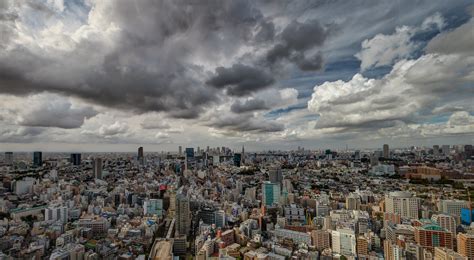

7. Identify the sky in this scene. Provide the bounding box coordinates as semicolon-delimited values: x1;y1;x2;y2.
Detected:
0;0;473;152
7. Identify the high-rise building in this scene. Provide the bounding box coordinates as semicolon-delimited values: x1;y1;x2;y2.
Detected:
383;144;390;158
385;191;420;219
176;194;190;236
357;236;370;258
4;152;13;165
269;166;283;184
346;193;361;210
332;228;357;257
262;181;281;206
33;151;42;167
93;158;102;179
143;199;163;217
45;205;68;224
384;240;406;260
433;145;440;156
439;199;470;217
70;153;81;166
432;214;456;236
442;145;450;156
178;146;182;156
457;233;474;259
138;146;144;164
233;153;241;167
185;148;194;159
241;146;245;165
434;247;467;260
311;229;331;251
414;223;453;250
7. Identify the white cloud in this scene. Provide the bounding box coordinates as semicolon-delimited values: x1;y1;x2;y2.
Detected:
308;53;474;132
355;13;445;71
98;121;129;136
15;93;98;129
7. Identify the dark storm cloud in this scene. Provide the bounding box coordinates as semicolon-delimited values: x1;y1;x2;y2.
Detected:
207;64;275;96
294;52;324;71
0;0;275;119
17;97;98;129
231;98;269;113
265;19;328;70
208;114;284;133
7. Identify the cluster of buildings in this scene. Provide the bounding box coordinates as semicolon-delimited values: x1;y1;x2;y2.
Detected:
0;143;473;259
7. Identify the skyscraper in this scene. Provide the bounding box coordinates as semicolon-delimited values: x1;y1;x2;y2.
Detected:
457;233;474;259
176;194;190;236
262;181;281;206
442;145;450;156
385;191;420;219
94;158;102;179
70;153;81;166
383;144;390;158
185;148;194;159
138;146;144;164
233;153;241;167
432;214;456;235
269;166;283;184
33;151;42;167
433;145;440;156
4;152;13;165
178;146;182;156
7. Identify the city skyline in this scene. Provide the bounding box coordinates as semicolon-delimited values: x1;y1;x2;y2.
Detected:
0;0;473;152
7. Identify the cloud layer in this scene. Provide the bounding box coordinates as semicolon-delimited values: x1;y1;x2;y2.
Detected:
0;0;472;151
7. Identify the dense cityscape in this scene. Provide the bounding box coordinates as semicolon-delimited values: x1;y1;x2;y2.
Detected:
0;144;473;259
1;0;474;259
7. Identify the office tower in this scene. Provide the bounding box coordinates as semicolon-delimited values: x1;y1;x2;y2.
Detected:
33;151;42;167
357;236;370;258
311;229;331;251
383;144;390;158
434;247;467;260
262;181;281;206
233;153;241;167
433;145;440;156
168;190;176;217
4;152;13;165
185;148;194;159
241;146;245;165
414;224;453;250
138;146;144;164
465;145;473;158
432;214;457;235
143;199;163;217
198;206;216;225
442;145;450;156
346;193;361;210
385;191;420;219
269;166;283;184
45;205;68;224
178;146;182;156
197;146;200;154
354;150;361;160
206;146;209;153
176;194;190;236
70;153;81;166
215;210;225;228
439;199;470;216
457;233;474;259
332;229;357;257
384;240;406;260
93;158;102;179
